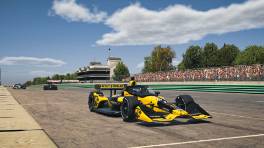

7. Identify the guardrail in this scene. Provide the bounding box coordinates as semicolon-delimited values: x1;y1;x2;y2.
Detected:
55;83;264;94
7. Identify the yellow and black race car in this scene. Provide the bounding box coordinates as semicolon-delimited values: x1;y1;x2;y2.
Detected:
88;84;211;123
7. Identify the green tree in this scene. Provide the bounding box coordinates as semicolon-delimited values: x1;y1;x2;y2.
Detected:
32;77;41;85
177;61;185;71
142;45;176;72
63;73;77;80
112;62;130;81
30;73;77;85
71;73;77;80
217;44;240;66
24;80;32;86
59;74;65;80
32;77;48;85
182;45;203;69
203;43;218;67
52;74;60;80
65;73;71;80
142;57;153;73
235;45;264;65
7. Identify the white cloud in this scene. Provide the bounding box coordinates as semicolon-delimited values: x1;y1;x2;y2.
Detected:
172;59;181;66
51;0;107;23
97;0;264;45
30;71;55;77
136;62;144;69
0;56;66;67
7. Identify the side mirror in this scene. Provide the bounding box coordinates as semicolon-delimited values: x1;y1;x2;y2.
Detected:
154;91;160;96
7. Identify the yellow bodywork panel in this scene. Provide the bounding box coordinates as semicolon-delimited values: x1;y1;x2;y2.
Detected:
93;92;108;108
191;114;210;119
123;91;133;97
134;107;183;122
134;102;210;122
138;96;159;106
117;97;124;103
163;110;189;121
164;114;178;121
152;107;167;113
172;109;188;116
152;118;173;122
134;106;185;122
135;107;153;122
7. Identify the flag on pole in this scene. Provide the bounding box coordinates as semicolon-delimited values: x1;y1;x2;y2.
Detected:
108;48;111;58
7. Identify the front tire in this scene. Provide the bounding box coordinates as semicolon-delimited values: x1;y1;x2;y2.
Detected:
121;97;138;122
88;92;96;112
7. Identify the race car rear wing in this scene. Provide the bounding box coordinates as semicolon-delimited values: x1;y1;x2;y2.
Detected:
94;84;127;90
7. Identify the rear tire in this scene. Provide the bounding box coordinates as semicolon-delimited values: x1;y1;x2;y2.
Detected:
121;97;138;122
175;95;194;111
175;95;210;116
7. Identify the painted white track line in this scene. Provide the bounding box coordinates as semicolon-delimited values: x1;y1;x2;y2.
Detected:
129;133;264;148
210;111;264;121
21;103;64;106
256;101;264;103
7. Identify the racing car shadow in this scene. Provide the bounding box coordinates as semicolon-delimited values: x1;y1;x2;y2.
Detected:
137;119;211;127
95;112;121;118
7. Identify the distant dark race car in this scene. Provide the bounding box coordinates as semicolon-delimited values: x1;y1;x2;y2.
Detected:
12;83;27;89
43;83;58;90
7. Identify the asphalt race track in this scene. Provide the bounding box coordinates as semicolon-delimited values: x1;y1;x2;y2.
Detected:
9;87;264;148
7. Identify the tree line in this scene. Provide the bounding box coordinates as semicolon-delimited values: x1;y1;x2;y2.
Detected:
143;45;176;72
179;43;264;70
25;73;77;86
142;44;264;73
112;62;130;81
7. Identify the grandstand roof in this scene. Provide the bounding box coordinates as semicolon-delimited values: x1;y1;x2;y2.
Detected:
107;57;121;61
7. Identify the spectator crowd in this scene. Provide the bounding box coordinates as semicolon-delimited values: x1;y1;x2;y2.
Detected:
135;64;264;82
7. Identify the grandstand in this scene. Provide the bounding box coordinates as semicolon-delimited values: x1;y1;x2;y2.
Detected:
76;57;122;82
134;64;264;82
77;62;110;81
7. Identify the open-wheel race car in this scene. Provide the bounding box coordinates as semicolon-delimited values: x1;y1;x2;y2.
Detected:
88;84;211;123
43;83;58;90
13;83;27;89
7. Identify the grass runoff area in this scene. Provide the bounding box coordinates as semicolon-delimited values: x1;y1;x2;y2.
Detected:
47;83;264;94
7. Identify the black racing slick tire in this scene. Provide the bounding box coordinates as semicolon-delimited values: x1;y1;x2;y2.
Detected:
88;92;96;112
175;95;194;111
175;95;210;116
121;97;138;122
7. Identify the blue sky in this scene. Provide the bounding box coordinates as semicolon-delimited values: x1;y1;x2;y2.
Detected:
0;0;264;84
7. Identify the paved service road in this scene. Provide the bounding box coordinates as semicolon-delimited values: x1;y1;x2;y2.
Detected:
8;87;264;148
